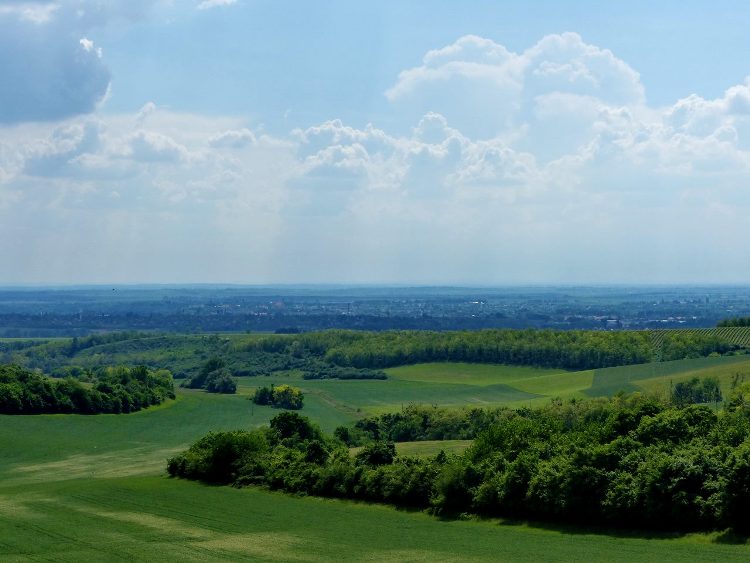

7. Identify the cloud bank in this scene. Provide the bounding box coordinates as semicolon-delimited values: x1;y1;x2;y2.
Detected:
1;32;750;283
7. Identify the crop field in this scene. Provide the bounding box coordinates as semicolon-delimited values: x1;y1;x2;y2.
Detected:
228;355;750;417
650;327;750;352
237;373;538;416
586;355;750;398
3;388;750;561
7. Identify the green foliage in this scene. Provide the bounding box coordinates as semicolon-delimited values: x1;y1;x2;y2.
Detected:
252;384;304;409
272;384;304;409
302;365;387;380
0;364;174;414
355;441;396;467
252;328;739;372
719;317;750;327
184;357;237;394
269;411;321;442
166;430;269;484
349;404;508;445
671;377;722;407
5;372;750;559
170;396;750;532
251;385;274;405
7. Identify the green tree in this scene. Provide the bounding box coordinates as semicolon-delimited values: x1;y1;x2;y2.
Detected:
272;384;304;410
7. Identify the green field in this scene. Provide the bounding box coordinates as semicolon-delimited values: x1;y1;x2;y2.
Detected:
4;347;750;560
238;373;537;417
3;387;750;561
586;355;750;398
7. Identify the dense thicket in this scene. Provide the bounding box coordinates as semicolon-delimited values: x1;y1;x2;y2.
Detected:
251;329;740;371
301;365;387;380
0;364;174;414
336;405;508;446
719;317;750;327
672;377;722;407
169;393;750;532
183;358;237;394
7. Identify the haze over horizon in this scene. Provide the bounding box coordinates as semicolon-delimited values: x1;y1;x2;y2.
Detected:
2;1;750;285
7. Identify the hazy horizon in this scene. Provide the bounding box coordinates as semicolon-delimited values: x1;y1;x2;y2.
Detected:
2;1;750;285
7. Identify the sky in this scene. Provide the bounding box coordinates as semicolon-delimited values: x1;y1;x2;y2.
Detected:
2;0;750;285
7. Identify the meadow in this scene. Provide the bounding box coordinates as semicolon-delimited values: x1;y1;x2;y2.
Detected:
3;332;750;560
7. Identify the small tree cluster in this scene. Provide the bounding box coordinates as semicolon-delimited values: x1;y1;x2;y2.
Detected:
671;377;722;407
184;358;237;394
251;384;304;410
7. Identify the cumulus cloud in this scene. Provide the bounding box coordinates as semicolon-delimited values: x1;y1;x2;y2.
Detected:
0;106;295;283
209;128;256;148
0;1;162;124
126;131;190;163
386;32;644;144
23;121;102;176
0;24;110;123
3;32;750;283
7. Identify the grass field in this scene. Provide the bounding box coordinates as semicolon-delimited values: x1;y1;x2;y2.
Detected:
3;388;750;561
230;355;750;418
236;372;538;416
4;476;750;562
4;341;750;560
586;355;750;398
385;356;750;406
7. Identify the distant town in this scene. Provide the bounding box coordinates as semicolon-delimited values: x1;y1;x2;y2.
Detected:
1;285;749;337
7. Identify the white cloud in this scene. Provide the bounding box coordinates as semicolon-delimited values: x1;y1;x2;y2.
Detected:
3;33;750;283
197;0;237;10
209;128;256;148
0;107;295;283
0;1;164;124
386;32;644;142
127;131;190;163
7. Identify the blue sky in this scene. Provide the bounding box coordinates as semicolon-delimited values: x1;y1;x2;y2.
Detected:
2;0;750;284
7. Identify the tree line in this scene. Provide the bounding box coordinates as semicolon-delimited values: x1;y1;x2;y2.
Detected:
251;328;741;371
168;389;750;532
719;317;750;327
0;364;174;414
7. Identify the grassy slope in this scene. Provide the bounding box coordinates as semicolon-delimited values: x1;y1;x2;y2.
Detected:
0;389;356;490
2;390;749;561
3;476;750;562
236;373;538;417
636;357;750;398
586;355;750;397
385;356;750;405
387;362;594;402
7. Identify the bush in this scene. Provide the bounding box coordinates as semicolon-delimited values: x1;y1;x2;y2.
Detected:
184;358;237;394
671;377;722;407
252;384;304;410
